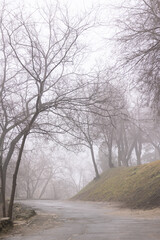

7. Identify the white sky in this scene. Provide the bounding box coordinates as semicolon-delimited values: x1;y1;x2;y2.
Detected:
13;0;121;9
5;0;124;70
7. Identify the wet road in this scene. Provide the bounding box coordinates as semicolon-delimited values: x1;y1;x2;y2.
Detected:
1;200;160;240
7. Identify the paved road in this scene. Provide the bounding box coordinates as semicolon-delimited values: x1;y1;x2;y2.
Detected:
1;200;160;240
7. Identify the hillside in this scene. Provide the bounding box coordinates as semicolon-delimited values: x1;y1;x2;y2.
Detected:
73;160;160;209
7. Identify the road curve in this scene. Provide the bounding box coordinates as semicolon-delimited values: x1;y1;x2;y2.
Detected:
1;200;160;240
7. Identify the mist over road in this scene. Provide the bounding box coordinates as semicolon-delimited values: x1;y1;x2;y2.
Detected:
2;200;160;240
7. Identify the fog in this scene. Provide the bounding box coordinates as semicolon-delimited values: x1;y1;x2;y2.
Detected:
0;0;160;219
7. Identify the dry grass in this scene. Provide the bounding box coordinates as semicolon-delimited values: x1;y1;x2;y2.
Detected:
72;160;160;209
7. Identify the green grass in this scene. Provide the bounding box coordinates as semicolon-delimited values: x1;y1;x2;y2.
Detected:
72;160;160;209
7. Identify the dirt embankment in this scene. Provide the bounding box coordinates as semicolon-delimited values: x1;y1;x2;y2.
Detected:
73;160;160;209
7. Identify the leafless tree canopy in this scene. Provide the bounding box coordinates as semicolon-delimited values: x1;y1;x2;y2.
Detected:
117;0;160;113
0;2;103;218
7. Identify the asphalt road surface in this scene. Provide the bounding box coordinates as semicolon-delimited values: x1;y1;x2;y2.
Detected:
1;200;160;240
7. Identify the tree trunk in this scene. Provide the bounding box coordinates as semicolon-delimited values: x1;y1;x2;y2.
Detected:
136;154;141;166
26;179;31;199
52;183;58;200
135;137;142;166
90;144;100;179
8;134;27;220
0;131;25;216
31;168;45;198
117;142;122;167
39;175;52;199
108;147;114;168
0;158;6;217
123;158;129;167
125;139;136;166
8;109;38;219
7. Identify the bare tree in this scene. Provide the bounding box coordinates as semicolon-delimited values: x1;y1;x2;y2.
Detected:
95;81;126;169
117;0;160;115
63;110;101;179
98;126;115;170
61;74;126;177
0;2;99;219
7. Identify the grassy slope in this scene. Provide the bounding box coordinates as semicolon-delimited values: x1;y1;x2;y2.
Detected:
73;160;160;209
